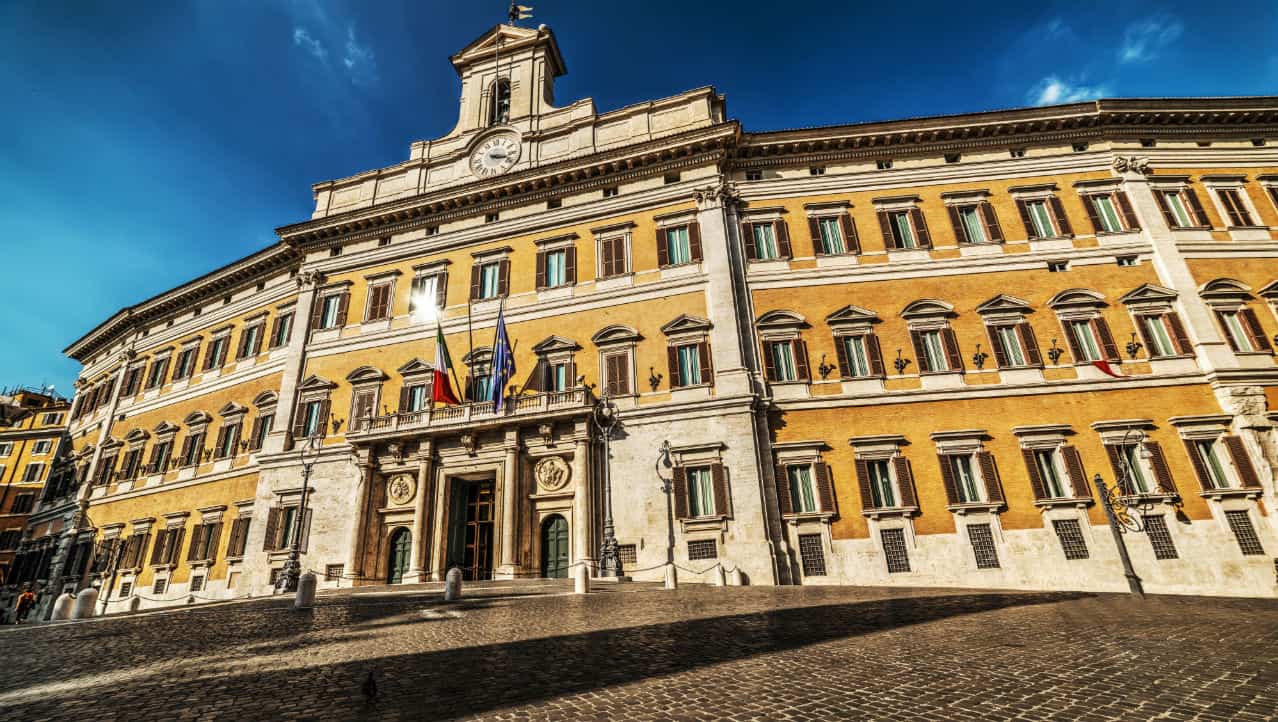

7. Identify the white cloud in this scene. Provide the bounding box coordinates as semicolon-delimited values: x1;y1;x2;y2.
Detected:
292;27;327;61
342;26;377;86
1119;14;1184;63
1028;76;1111;106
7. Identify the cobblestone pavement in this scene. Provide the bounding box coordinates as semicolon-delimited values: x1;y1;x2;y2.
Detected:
2;581;1277;721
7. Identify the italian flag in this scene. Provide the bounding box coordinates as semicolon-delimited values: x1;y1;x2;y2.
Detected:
432;324;461;405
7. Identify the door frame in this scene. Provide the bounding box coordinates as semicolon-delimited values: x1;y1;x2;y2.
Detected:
386;526;412;584
539;514;570;578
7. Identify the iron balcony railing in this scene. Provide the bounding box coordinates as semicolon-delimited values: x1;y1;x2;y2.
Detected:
351;388;594;436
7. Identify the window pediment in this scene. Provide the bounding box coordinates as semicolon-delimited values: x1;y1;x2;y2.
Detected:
661;314;712;336
1257;280;1278;299
252;391;278;408
975;294;1032;316
1048;288;1106;310
183;411;212;427
531;335;581;354
153;421;179;435
755;310;808;331
900;299;955;320
218;402;248;418
462;347;492;366
346;366;389;384
592;324;642;347
124;428;149;443
397;359;434;377
825;305;880;328
1199;278;1252;301
298;375;337;392
1119;283;1178;305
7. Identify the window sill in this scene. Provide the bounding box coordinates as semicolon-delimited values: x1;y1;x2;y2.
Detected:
594;274;634;291
536;285;575;303
310;328;341;343
886;249;930;263
1117;492;1179;505
1199;486;1262;501
945;502;1005;515
861;505;918;520
1033;496;1093;509
782;511;835;523
957;243;1003;258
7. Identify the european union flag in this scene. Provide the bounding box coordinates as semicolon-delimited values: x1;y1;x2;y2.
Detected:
489;305;516;411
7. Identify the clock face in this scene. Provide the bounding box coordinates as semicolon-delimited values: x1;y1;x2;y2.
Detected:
470;134;521;178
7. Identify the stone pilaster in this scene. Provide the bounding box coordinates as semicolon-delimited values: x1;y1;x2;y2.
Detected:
345;452;376;585
265;270;324;454
495;429;521;578
406;441;434;583
571;431;594;571
694;182;762;397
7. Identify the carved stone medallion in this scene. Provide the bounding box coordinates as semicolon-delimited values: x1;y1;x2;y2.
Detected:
387;474;416;506
535;455;571;492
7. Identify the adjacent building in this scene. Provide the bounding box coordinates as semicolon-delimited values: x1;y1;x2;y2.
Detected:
35;23;1278;609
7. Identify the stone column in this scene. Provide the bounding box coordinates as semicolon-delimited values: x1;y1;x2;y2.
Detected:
694;183;760;397
264;270;324;455
344;454;376;585
496;429;521;578
406;440;434;583
571;432;594;571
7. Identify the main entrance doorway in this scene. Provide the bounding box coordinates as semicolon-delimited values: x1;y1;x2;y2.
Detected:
446;479;495;581
540;515;569;578
387;527;411;584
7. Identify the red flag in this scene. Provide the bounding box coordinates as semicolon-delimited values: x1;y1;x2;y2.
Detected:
1092;360;1123;378
432;324;461;405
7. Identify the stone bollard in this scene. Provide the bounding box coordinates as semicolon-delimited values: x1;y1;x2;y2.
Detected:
663;563;678;590
444;567;463;602
51;592;75;620
71;588;98;619
573;563;590;594
712;565;726;587
294;571;317;610
728;567;744;586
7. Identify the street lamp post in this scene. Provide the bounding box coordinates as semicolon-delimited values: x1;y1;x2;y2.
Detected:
593;393;622;578
655;440;675;565
1091;427;1166;598
276;433;322;593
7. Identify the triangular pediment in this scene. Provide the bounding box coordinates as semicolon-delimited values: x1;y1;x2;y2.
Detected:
450;24;565;77
825;304;880;325
532;335;581;354
1048;288;1106;309
125;428;149;442
901;299;956;319
1118;283;1178;305
975;294;1032;315
755;310;808;330
101;436;122;450
217;402;248;417
660;314;712;336
397;358;434;377
153;421;179;435
298;375;337;392
591;325;642;346
346;366;389;384
252;391;278;408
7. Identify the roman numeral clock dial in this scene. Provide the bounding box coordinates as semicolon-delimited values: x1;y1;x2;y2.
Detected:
469;133;521;178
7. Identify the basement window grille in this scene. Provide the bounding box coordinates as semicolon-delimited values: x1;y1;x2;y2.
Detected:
153;578;168;595
190;575;205;593
1143;515;1179;560
745;170;762;181
119;582;133;597
1225;510;1266;556
617;545;637;565
798;534;827;577
687;539;717;561
967;523;1000;569
325;564;345;582
1053;519;1090;560
880;528;910;573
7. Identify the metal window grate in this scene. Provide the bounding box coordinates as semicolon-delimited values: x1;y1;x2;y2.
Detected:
687;539;717;561
880;528;911;573
798;534;827;576
268;567;282;585
1143;515;1179;560
325;564;344;582
1225;510;1266;556
1052;519;1090;560
189;575;205;593
119;582;133;597
617;544;637;565
967;523;1001;569
152;578;167;595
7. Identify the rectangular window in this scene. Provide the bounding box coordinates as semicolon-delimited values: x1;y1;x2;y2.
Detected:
227;517;251;557
1025;199;1057;238
252;415;272;452
745;170;762;181
544;361;571;392
1034;449;1070;498
841;335;871;377
1141;316;1177;357
144;358;169;389
409;274;440;317
880;528;910;573
603;351;631;397
617;544;637;565
677;344;702;386
10;493;35;514
995;326;1026;367
469;374;492;402
319;295;342;328
949;455;984;503
599;235;629;278
153;578;168;595
798;534;826;576
967;523;1000;569
768;341;797;382
190;575;205;593
867;459;895;508
182;432;205;467
238;325;262;359
32;440;52;455
1091;194;1124;233
687;466;716;518
350;388;375;425
1218;311;1255;352
1052;518;1090;560
21;463;43;483
544;249;567;287
302;401;324;438
889;211;916;249
365;283;392;322
1192;440;1231;489
687;539;717;561
1117;444;1151;494
1068;320;1102;362
1216;188;1255;227
666;226;692;265
404;384;428;413
325;564;345;582
752;223;780;260
121;366;142;396
817;217;845;255
919;330;948;372
1161;190;1196;228
478;263;501;299
270;313;293;348
1143;515;1179;560
0;442;10;456
786;465;819;514
1225;510;1266;556
958;205;987;243
217;423;240;459
174;346;197;381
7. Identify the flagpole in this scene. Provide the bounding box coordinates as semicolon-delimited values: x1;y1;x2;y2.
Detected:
466;302;475;401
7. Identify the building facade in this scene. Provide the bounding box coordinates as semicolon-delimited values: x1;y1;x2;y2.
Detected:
36;24;1278;609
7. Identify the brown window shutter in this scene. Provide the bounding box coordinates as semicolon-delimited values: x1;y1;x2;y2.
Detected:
1018;323;1043;366
237;329;250;359
877;210;894;248
317;400;331;437
937;454;960;505
1143;441;1177;495
398;387;410;412
1240;308;1272;351
1165;313;1192;355
1114;191;1140;230
1049;196;1074;237
292;402;307;440
497;259;510;297
263;508;280;551
672;466;688;519
775;220;792;258
666;346;680;388
170;527;185;565
251;326;264;355
987;326;1009;368
1218;189;1246;227
269;315;282;347
1021;448;1048;500
202;343;215;371
1082;195;1103;233
1133;314;1156;358
1092;317;1120;362
372;285;389;320
794;340;811;381
761;342;777;381
711;463;729;518
206;523;222;563
910;208;931;248
179;436;193;467
893;457;918;508
741;222;757;260
535;250;547;289
1015;199;1038;239
655;228;670;267
977;452;1005;504
855;459;875;510
1102;444;1129;493
213;426;228;459
1223;435;1261;488
150;531;166;565
833;336;851;378
335;292;349;327
808;217;822;254
1183;187;1210;227
229;423;242;455
981;202;1003;242
1061;319;1084;361
1216;311;1242;352
434;272;448;310
942;328;964;371
910;330;930;373
564;246;577;285
698;342;713;385
1153;190;1179;227
615;354;631;395
1182;439;1213;491
775;464;794;515
839;213;859;254
867;333;885;377
248;417;263;451
1061;445;1090;498
186;526;203;562
947;205;968;244
815;462;837;515
687;221;703;262
469;265;481;301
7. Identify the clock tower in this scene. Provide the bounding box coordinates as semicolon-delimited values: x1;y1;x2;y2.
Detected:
447;23;567;139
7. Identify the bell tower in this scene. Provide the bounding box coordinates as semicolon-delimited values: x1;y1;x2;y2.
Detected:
448;23;567;137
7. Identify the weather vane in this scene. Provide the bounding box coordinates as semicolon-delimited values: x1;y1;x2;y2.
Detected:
508;1;533;25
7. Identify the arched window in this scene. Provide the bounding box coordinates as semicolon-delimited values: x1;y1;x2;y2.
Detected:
488;79;510;126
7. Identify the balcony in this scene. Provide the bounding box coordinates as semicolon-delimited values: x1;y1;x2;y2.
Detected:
350;388;596;440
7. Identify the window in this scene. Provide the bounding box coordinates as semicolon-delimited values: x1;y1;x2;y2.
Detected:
187;522;223;563
470;261;507;301
687;466;716;517
672;343;706;387
190;575;205;592
144;357;169;389
398;383;429;413
0;530;20;550
599;233;629;277
876;159;893;170
1253;138;1268;147
944;153;960;164
264;506;306;552
153;578;168;594
1084;192;1139;234
912;329;952;373
365;283;393;322
174;345;198;380
426;225;440;236
602;187;618;198
214;422;241;460
488;79;510;125
317;294;346;330
1225;510;1265;556
950;203;1002;244
1156;188;1207;228
880;528;910;573
202;335;229;370
546;197;562;209
663;225;694;265
815;217;845;254
542;360;572;392
377;237;391;247
1052;518;1090;559
809;166;826;176
745;170;762;181
300;400;326;438
180;431;205;467
602;351;631;397
837;334;879;378
798;534;826;576
1072;142;1088;152
664;172;681;184
617;545;637;565
1116;256;1137;267
1009;148;1026;158
866;459;896;508
947;455;985;503
409;273;446;318
145;438;171;473
1137;315;1178;357
1143;515;1179;560
536;248;575;289
879;209;930;249
1033;449;1071;498
10;493;34;514
1113;443;1153;494
150;526;185;566
764;340;807;383
993;326;1026;367
745;220;791;261
328;246;342;258
41;412;64;426
227;517;251;558
485;212;499;223
1215;188;1256;227
1190;439;1231;489
1018;198;1068;239
781;465;818;514
32;440;52;455
118;448;142;479
0;442;10;457
1215;309;1268;353
268;313;292;350
1047;261;1068;273
21;463;43;483
238;324;264;360
1067;320;1103;362
249;414;273;452
121;366;142;396
687;539;717;561
967;523;1000;569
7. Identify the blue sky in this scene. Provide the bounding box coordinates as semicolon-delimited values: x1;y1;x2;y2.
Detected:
2;0;1276;395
